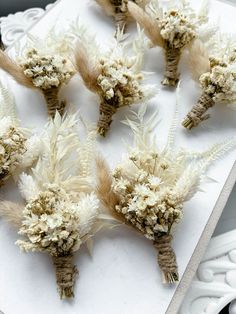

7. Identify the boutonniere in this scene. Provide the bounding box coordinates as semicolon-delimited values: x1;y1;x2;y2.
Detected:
94;0;150;37
128;0;213;87
0;82;40;185
0;113;105;299
0;31;75;117
74;29;157;136
183;37;236;129
96;106;234;283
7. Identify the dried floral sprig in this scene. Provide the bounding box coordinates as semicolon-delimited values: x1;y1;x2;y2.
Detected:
182;37;236;129
128;0;213;87
97;105;235;283
74;29;157;136
0;81;41;186
94;0;149;37
0;113;104;299
0;34;75;117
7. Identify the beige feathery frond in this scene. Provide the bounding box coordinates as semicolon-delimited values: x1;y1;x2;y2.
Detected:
95;0;115;16
0;50;34;88
127;1;163;47
188;39;210;82
0;201;23;228
96;156;125;223
74;42;101;92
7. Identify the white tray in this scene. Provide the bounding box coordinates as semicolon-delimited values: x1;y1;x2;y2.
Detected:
0;1;235;314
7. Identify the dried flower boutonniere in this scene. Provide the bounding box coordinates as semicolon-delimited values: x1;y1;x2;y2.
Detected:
0;113;103;299
0;81;40;186
94;0;150;37
128;0;212;87
0;32;75;117
75;30;157;136
182;38;236;129
96;106;235;283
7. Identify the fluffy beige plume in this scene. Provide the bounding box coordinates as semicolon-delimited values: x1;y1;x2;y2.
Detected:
75;42;101;92
95;0;115;16
127;1;163;47
96;157;125;223
188;39;210;82
0;201;23;228
0;50;34;88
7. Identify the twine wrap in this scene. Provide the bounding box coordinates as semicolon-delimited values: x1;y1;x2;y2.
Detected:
52;254;78;299
97;100;118;137
162;44;181;87
182;92;215;130
42;87;66;118
153;234;179;284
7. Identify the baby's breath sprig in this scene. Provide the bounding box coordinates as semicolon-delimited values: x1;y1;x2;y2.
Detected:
0;33;75;117
94;0;150;37
74;28;157;137
97;106;235;284
183;37;236;129
128;0;213;87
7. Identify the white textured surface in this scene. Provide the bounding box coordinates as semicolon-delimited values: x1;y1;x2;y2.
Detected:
0;1;235;314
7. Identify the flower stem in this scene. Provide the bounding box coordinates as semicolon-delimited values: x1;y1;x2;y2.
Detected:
182;92;215;130
153;234;179;284
52;254;78;299
97;100;118;137
162;44;181;87
42;87;66;118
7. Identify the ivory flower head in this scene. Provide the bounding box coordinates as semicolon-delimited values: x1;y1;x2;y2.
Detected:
0;82;40;185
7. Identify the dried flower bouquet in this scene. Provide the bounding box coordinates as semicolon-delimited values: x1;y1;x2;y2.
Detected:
97;106;235;283
75;30;157;136
0;81;40;186
94;0;150;37
128;0;213;87
0;113;104;299
0;33;75;118
182;37;236;129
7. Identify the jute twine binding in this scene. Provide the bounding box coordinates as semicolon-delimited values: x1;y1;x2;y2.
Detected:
153;234;179;284
97;101;118;137
162;44;181;87
182;92;215;130
43;87;66;118
52;254;78;299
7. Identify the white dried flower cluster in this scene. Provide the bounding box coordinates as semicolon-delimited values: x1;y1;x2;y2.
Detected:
112;107;233;240
112;152;183;239
199;57;236;103
97;57;144;105
20;49;74;89
0;83;41;184
0;118;26;184
17;185;99;256
148;0;209;49
159;10;197;49
17;113;100;256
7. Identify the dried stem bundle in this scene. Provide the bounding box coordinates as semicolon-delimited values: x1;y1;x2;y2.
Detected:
74;29;157;136
97;106;235;283
0;113;103;299
94;0;149;37
0;81;40;186
183;37;236;129
128;0;211;87
0;38;75;117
